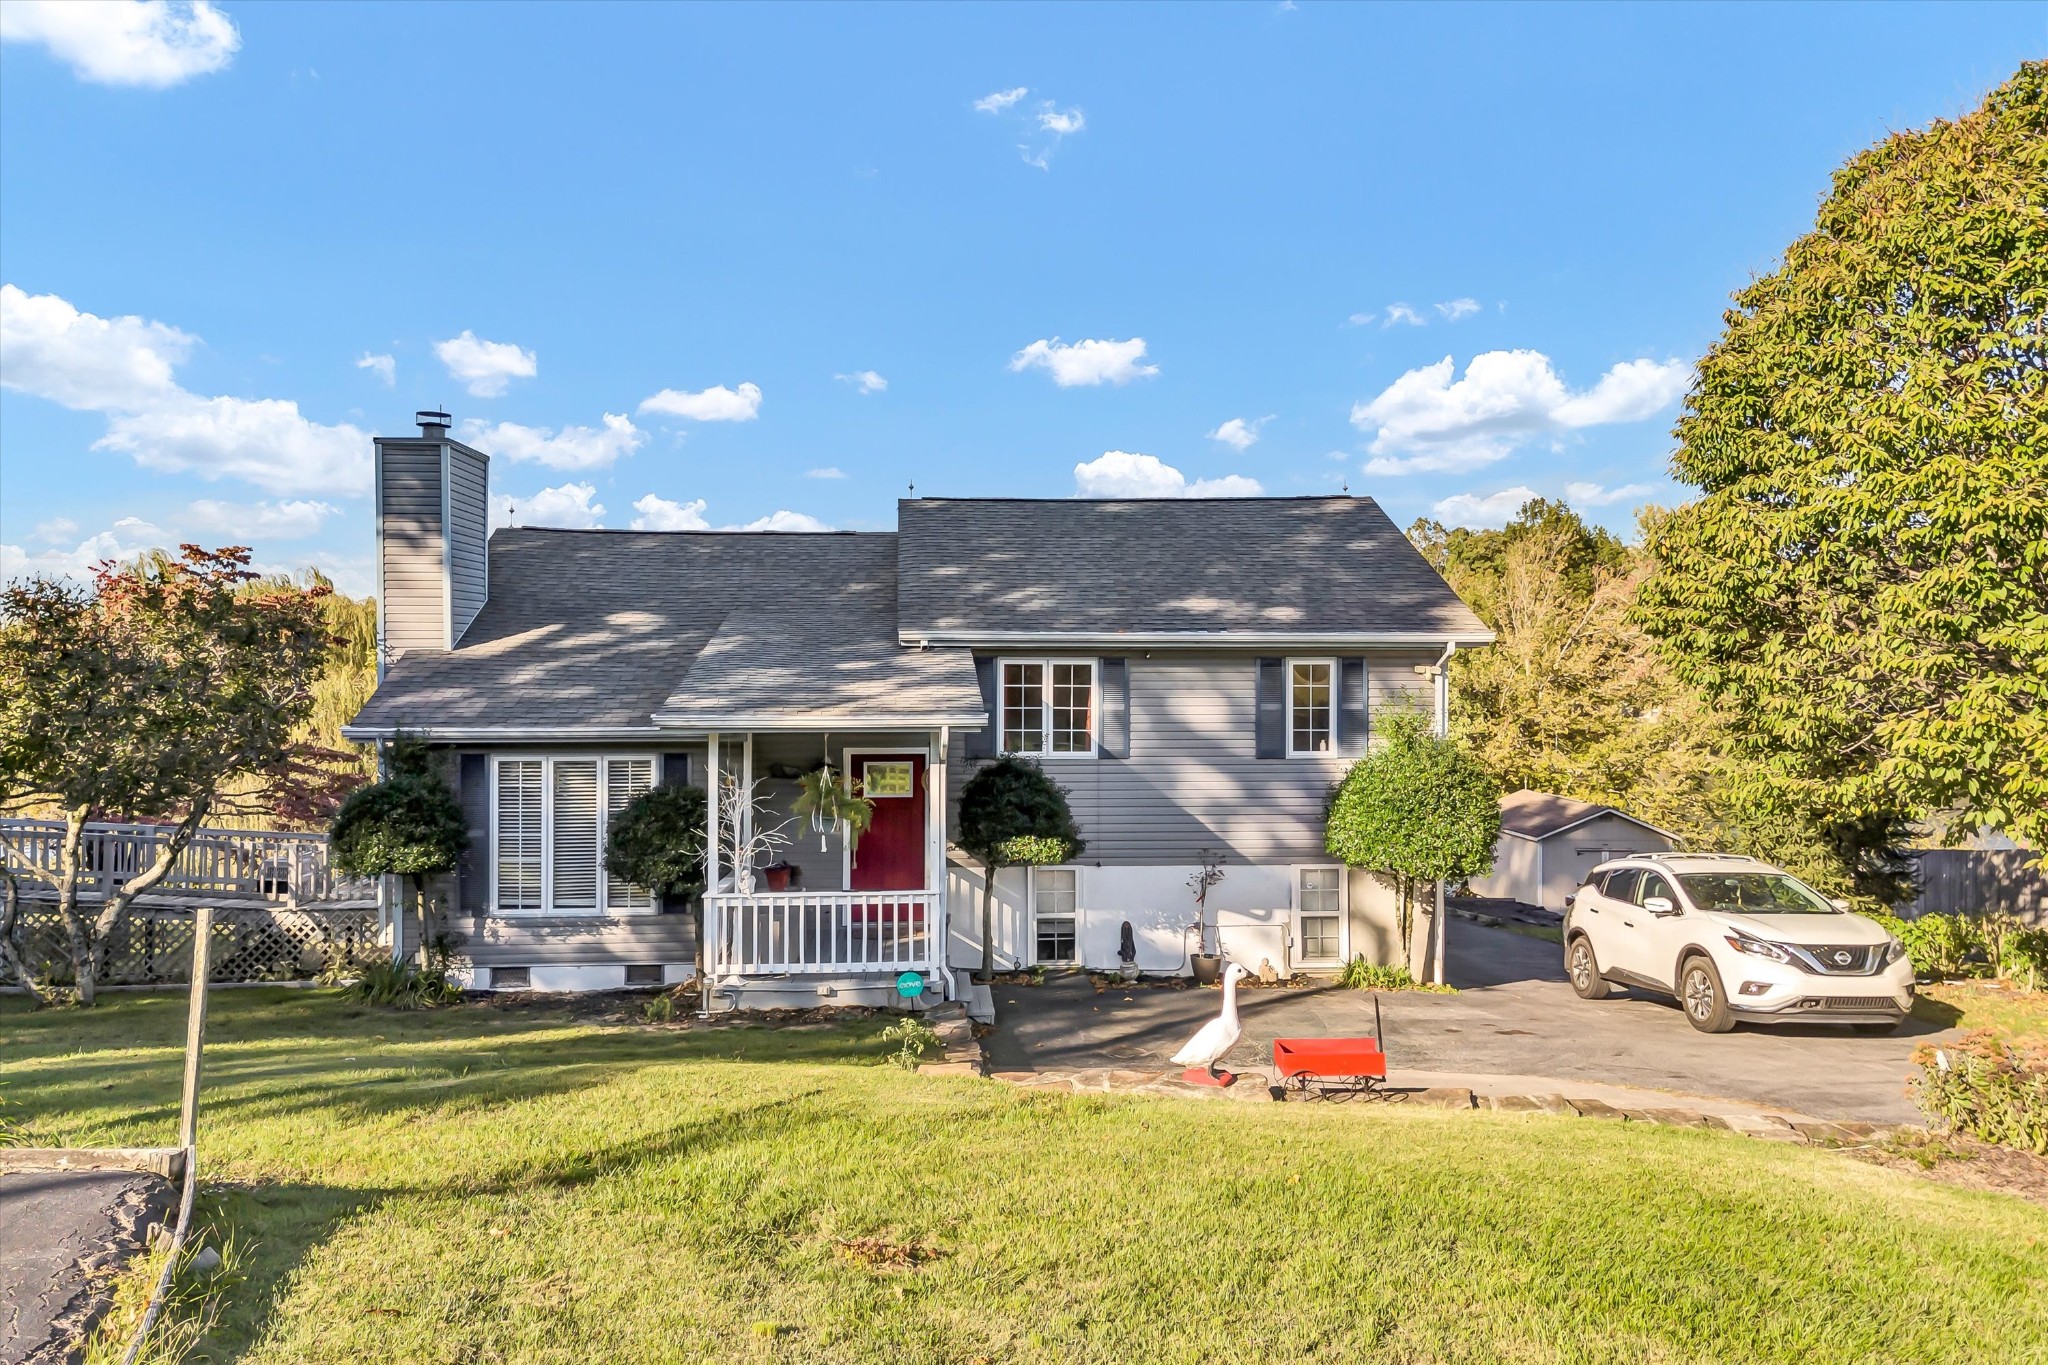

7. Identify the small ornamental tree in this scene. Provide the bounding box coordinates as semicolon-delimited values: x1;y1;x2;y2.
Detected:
605;783;709;900
329;738;468;968
1324;709;1500;977
0;547;338;1004
956;755;1085;980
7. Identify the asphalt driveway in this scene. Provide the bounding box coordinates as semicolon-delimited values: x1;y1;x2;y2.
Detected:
985;917;1953;1123
0;1165;173;1362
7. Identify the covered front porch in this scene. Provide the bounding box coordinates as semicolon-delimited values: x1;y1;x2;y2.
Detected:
698;727;956;1008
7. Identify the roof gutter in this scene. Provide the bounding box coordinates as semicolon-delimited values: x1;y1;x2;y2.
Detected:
898;630;1497;649
646;711;989;731
339;724;666;743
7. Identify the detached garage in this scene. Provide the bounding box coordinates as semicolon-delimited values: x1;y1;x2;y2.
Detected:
1468;790;1678;912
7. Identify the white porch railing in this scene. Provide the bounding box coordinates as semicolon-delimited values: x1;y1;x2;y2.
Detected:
0;817;377;906
705;890;939;977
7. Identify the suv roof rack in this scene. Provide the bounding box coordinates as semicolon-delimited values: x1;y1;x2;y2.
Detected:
1618;851;1750;862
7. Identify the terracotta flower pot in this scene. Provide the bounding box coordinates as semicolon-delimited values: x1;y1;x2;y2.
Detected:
763;863;797;891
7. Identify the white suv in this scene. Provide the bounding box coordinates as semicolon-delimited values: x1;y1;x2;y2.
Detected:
1561;854;1914;1033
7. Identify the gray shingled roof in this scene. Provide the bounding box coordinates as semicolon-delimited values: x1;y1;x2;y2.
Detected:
1498;789;1673;841
348;528;956;735
655;608;982;727
348;498;1491;737
895;496;1491;639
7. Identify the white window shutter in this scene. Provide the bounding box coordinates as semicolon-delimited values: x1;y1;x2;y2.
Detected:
495;761;543;911
551;760;601;911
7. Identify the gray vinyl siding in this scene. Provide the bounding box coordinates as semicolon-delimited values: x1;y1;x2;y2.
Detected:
453;915;697;968
446;444;489;644
377;440;447;658
947;649;1437;865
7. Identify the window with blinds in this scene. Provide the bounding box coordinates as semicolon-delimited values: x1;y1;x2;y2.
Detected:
605;758;656;910
493;755;658;915
495;761;544;912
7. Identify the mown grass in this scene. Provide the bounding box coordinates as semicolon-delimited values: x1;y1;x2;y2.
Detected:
5;989;2046;1364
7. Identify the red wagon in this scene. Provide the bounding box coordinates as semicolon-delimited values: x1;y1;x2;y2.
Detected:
1272;997;1394;1101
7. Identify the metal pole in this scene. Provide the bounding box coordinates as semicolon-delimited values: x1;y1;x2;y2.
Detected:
177;906;214;1151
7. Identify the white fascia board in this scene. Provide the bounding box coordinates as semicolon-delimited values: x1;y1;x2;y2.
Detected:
646;711;989;732
899;630;1497;649
339;724;666;743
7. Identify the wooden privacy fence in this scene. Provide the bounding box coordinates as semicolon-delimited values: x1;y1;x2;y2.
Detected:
0;817;377;906
7;904;382;988
1904;849;2048;925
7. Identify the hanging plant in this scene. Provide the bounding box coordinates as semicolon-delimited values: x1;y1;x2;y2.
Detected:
791;766;875;855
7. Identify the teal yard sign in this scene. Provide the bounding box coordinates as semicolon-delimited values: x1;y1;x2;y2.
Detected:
896;971;925;1000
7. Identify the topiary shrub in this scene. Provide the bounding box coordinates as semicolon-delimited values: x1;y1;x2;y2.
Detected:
604;783;709;898
329;738;467;968
957;756;1084;981
1911;1029;2048;1155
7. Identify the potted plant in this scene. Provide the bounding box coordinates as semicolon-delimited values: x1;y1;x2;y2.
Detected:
763;860;799;891
1187;848;1227;984
791;765;875;856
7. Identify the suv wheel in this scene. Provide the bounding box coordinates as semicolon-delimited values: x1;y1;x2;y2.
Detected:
1679;954;1735;1033
1566;936;1610;1000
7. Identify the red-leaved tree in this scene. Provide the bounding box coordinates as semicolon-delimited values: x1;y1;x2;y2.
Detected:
0;547;347;1003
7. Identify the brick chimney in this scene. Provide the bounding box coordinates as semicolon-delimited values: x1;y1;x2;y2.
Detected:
373;411;490;675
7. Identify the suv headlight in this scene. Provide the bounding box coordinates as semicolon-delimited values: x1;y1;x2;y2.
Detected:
1723;931;1791;963
1882;938;1907;966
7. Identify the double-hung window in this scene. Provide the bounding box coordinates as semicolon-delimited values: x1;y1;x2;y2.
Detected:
1296;866;1343;966
1000;659;1095;756
1033;867;1079;965
1288;659;1334;755
493;756;656;914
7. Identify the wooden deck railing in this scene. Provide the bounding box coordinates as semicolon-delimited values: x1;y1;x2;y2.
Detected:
0;818;378;906
704;889;938;977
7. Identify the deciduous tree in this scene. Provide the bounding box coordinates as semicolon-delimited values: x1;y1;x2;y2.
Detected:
1637;63;2048;853
1324;710;1500;975
0;547;339;1003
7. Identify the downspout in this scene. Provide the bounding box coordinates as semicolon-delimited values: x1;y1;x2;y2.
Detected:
1432;642;1456;986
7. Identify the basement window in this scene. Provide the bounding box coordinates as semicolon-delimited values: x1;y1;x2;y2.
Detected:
491;966;531;991
623;964;664;987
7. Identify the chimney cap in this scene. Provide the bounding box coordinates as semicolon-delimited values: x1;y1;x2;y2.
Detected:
416;409;452;434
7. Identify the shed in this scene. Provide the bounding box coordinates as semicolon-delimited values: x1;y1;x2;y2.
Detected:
1467;790;1678;911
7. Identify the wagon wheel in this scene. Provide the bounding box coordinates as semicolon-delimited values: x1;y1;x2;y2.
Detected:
1285;1071;1322;1100
1321;1075;1364;1103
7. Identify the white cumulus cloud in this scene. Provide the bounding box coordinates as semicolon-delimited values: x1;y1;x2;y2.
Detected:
1010;337;1158;388
1345;311;1375;327
1;285;369;496
0;0;239;88
835;370;887;394
806;467;847;480
180;498;338;539
1073;451;1262;499
638;381;762;422
1432;486;1540;530
491;482;606;531
1435;298;1481;322
974;86;1028;113
1383;304;1426;328
1208;416;1272;452
1564;480;1657;508
356;352;395;386
629;494;833;533
460;413;643;470
1037;105;1085;136
434;330;537;398
1351;349;1692;475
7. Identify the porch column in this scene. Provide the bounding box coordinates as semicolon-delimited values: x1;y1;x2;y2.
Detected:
704;733;721;992
928;726;949;997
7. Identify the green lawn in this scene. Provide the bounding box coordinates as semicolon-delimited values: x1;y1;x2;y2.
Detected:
1916;980;2048;1039
5;990;2045;1365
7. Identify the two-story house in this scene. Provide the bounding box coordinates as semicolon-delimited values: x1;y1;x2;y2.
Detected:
341;412;1493;1006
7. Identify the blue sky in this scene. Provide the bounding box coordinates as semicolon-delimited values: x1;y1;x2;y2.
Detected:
2;2;2040;596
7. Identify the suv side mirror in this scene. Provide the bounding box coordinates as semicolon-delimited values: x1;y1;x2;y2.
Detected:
1643;896;1678;917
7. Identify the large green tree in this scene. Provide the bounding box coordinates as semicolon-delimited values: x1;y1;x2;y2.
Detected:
1637;64;2048;853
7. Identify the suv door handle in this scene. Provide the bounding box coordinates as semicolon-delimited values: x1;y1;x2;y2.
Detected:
1621;919;1636;928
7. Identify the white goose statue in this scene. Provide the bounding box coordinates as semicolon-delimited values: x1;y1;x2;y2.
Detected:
1171;961;1250;1085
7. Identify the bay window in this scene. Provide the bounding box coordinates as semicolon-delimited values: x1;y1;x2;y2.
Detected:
493;756;655;914
1000;659;1096;756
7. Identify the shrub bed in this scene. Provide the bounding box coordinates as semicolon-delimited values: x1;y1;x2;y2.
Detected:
1911;1029;2048;1155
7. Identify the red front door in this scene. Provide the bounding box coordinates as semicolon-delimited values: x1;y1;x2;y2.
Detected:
849;754;926;891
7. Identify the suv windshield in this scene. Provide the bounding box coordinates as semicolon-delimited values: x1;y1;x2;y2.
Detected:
1677;872;1838;916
